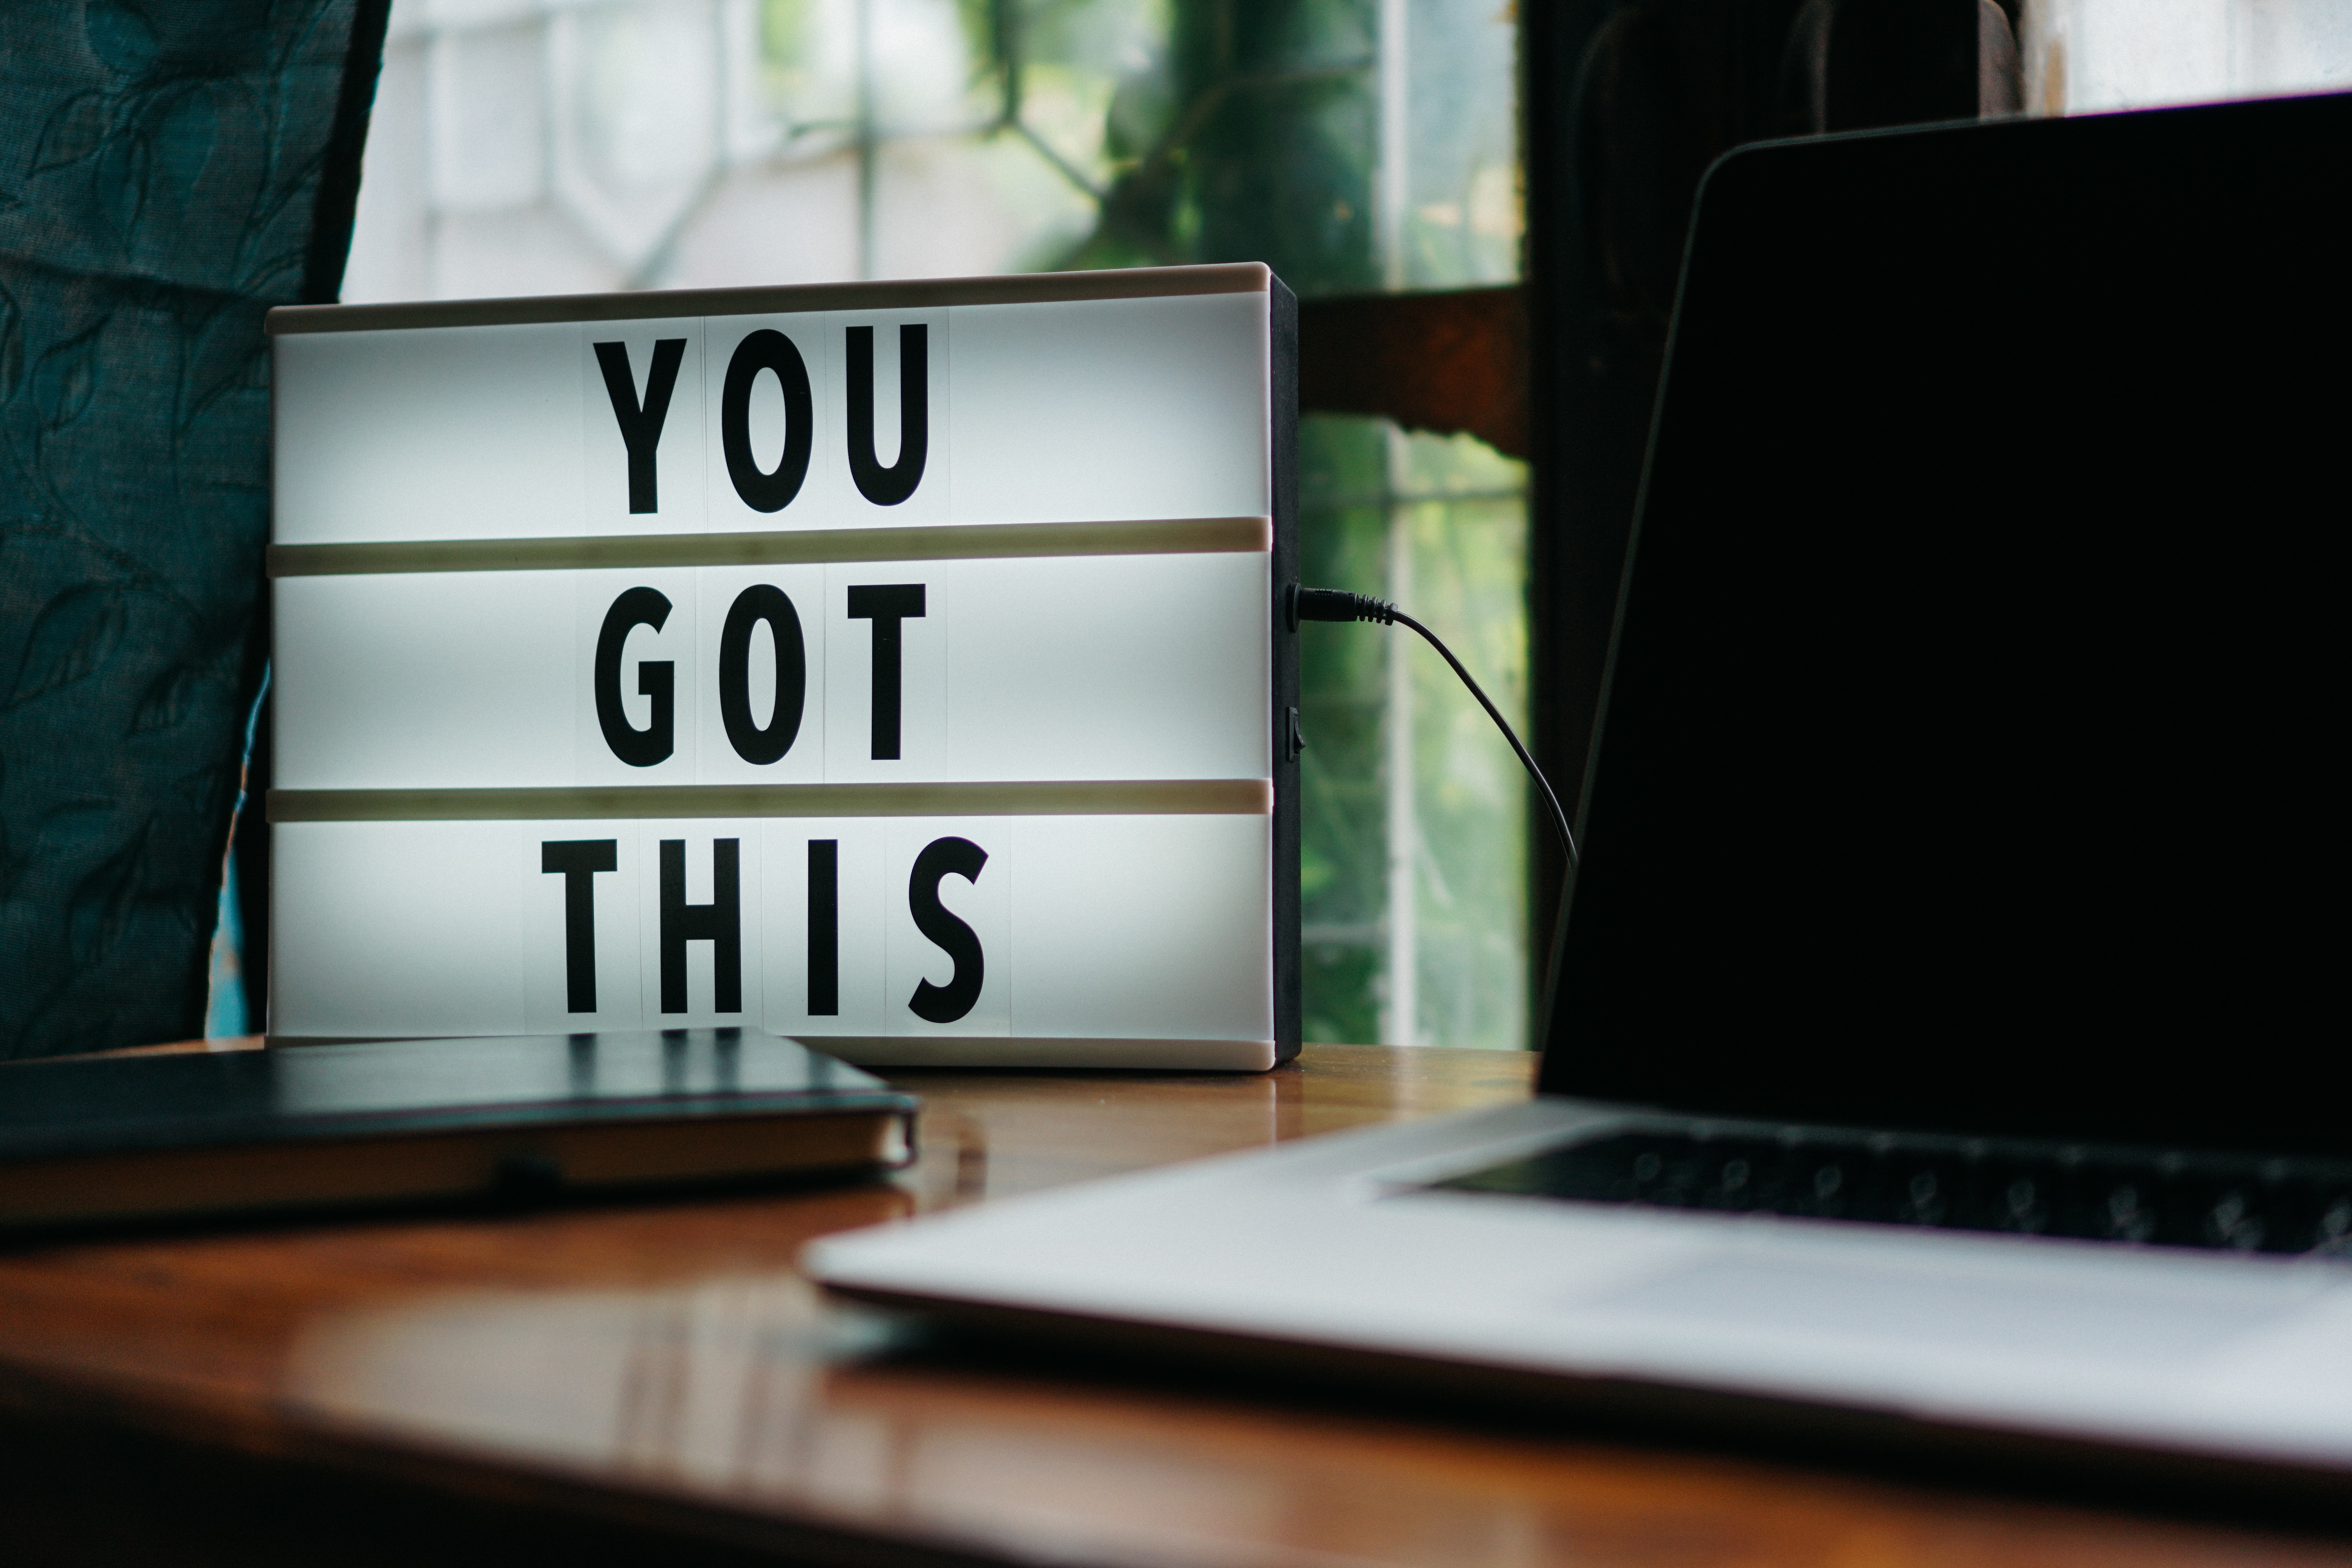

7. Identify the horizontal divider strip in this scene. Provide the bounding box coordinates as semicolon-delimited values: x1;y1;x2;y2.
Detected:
268;516;1272;577
265;1035;1280;1070
813;1037;1278;1070
269;779;1273;824
265;261;1270;336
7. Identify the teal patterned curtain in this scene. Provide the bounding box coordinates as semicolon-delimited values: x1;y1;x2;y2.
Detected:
0;1;386;1059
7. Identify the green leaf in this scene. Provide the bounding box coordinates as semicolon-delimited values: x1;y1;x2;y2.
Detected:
32;318;103;431
99;129;151;243
7;584;129;708
31;89;113;173
131;662;206;735
69;813;149;969
83;0;159;78
0;285;21;401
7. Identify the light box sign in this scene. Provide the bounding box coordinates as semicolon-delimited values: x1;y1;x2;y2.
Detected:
266;266;1300;1069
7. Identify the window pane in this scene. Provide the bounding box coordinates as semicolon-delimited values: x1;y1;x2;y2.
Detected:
2025;0;2352;116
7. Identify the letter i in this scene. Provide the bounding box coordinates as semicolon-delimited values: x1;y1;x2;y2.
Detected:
808;839;839;1016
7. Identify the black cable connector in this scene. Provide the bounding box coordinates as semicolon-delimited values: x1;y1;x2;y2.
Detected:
1287;583;1577;871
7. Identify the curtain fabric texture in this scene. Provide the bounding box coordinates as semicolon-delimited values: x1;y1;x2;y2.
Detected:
0;1;383;1059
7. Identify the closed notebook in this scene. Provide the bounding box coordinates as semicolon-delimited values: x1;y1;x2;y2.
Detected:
0;1030;915;1229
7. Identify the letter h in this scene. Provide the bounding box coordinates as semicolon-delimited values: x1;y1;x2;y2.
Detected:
659;838;742;1013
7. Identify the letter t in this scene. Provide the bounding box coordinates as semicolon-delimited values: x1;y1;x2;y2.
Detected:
846;583;926;760
541;839;618;1012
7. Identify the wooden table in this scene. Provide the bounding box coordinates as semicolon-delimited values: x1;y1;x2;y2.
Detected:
0;1044;2343;1568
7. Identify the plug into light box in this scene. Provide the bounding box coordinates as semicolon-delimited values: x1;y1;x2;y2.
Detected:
1286;582;1577;872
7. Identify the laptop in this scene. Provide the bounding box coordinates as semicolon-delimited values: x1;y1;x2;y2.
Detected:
804;91;2352;1491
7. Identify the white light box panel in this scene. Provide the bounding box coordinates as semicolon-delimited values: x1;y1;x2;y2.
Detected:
267;267;1300;1069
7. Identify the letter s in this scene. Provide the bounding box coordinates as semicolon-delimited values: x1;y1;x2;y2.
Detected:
907;835;985;1023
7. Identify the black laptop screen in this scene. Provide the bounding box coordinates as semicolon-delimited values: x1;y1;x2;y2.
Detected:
1541;93;2351;1154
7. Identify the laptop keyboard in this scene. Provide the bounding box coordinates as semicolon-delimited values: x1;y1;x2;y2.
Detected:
1430;1128;2352;1257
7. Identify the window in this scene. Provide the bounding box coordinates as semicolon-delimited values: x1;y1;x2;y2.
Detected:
2024;0;2352;115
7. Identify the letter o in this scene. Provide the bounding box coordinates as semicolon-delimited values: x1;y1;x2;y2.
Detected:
718;584;807;765
721;329;814;513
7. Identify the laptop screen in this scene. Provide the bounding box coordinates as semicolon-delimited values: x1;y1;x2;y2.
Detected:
1541;93;2352;1154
